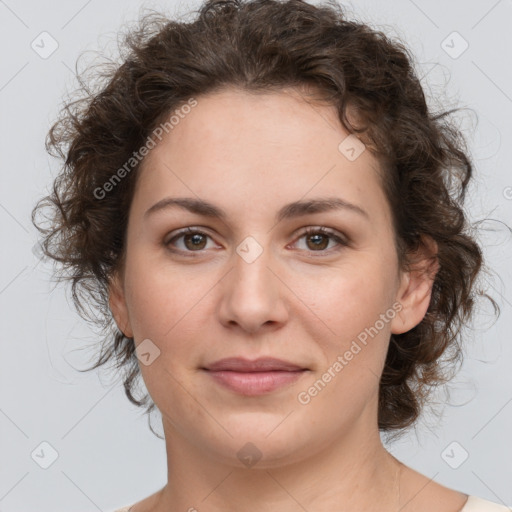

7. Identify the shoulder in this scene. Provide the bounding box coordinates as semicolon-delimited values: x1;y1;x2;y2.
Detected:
397;465;507;512
462;496;511;511
111;488;162;511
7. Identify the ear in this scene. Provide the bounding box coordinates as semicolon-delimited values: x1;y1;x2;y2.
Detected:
390;235;439;335
108;271;134;338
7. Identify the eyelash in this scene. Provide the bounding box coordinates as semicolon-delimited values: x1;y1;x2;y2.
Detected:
164;226;349;257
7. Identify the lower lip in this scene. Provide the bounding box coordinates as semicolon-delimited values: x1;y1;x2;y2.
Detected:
205;370;306;395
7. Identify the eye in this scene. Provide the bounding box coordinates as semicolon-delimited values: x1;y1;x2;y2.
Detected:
291;226;348;255
164;226;348;256
165;227;217;253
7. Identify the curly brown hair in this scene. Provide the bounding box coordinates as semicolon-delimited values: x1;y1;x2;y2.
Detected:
31;0;499;438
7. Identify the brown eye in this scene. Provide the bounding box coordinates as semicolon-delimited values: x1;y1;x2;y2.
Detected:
182;232;208;250
293;227;348;255
164;226;348;257
305;232;329;250
165;228;214;253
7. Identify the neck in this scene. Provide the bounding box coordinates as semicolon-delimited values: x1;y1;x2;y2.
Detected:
154;411;401;512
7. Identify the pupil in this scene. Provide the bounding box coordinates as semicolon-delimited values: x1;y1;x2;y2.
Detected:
186;234;205;249
309;234;327;250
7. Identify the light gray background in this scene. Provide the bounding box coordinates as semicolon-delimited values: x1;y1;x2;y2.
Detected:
1;0;511;510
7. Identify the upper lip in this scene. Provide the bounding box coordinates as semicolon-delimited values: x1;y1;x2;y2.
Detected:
203;357;307;372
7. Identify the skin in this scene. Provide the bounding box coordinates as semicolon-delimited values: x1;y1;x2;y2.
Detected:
109;87;469;512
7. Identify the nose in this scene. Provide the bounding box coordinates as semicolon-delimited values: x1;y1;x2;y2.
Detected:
216;239;289;335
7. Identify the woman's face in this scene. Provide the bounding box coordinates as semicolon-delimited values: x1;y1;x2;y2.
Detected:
109;87;432;467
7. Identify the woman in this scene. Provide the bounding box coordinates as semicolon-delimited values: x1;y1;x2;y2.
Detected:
32;0;509;510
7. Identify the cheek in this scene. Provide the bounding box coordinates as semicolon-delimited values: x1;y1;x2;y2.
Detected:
121;254;216;393
298;267;395;420
301;257;398;380
122;246;206;339
309;260;395;334
123;272;173;339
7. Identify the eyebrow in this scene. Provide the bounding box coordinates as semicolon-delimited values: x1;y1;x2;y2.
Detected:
144;196;369;223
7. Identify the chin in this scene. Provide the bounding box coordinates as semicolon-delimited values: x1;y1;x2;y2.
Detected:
198;420;319;469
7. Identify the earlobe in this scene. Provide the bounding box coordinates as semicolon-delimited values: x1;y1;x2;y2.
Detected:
108;272;134;338
390;236;439;335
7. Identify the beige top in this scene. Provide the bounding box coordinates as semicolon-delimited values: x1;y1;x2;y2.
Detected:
112;495;511;511
461;496;512;511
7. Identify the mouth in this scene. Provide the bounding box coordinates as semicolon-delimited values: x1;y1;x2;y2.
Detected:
201;357;309;396
203;357;307;372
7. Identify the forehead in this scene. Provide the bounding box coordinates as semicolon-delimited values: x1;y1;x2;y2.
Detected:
131;87;390;226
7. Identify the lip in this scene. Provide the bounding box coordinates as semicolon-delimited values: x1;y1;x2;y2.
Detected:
204;357;306;372
202;357;308;396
